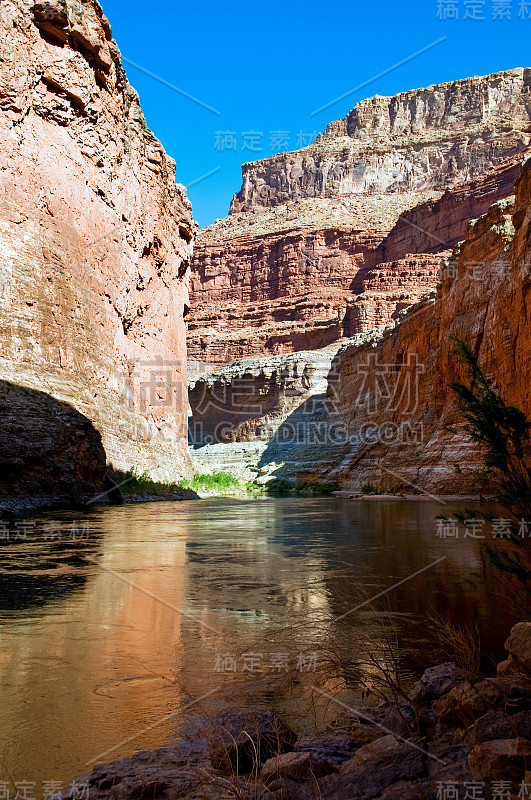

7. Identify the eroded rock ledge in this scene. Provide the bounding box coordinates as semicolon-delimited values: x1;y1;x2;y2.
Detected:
52;622;531;800
188;347;343;482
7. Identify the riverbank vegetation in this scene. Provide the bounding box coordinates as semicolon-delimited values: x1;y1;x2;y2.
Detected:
450;338;531;520
113;469;342;499
179;471;259;495
450;339;531;617
113;468;259;498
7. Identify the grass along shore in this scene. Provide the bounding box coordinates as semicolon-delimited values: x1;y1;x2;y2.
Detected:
113;469;341;500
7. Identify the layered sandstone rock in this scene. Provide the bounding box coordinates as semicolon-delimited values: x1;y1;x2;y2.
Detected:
188;70;531;363
308;154;531;493
188;347;340;481
189;155;531;493
0;0;195;486
188;191;443;363
231;68;531;211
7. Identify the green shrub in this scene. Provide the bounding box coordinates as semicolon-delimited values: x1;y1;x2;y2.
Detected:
114;468;257;496
294;480;341;495
449;338;531;520
264;479;293;496
449;339;531;617
361;482;384;495
178;471;242;493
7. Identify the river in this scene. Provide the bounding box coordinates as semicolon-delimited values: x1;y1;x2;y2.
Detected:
0;497;522;796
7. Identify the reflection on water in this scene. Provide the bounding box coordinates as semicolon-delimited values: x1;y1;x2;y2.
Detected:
0;497;522;795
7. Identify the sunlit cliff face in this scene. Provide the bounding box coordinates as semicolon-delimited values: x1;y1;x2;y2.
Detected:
189;70;531;364
0;0;194;482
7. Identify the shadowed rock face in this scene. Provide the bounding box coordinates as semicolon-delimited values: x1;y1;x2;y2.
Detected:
188;70;531;364
189;350;337;445
0;0;195;482
0;380;106;514
188;348;341;482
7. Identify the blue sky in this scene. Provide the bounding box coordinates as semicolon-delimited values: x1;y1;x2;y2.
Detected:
101;0;531;228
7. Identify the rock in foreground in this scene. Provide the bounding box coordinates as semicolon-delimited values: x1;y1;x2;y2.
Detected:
53;622;531;800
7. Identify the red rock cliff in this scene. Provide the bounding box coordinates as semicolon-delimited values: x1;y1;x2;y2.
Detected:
318;154;531;494
188;70;531;364
188;155;531;495
0;0;195;481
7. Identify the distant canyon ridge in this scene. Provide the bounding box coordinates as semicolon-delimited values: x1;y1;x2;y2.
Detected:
188;68;531;363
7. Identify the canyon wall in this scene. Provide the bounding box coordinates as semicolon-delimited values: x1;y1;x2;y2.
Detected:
189;154;531;493
188;347;340;482
317;155;531;494
231;68;531;211
188;70;531;364
0;0;195;488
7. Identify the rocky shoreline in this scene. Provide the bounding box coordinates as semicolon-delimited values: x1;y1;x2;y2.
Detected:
0;474;199;520
52;623;531;800
0;487;495;521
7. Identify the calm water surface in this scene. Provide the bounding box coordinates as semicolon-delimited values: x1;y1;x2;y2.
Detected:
0;497;522;795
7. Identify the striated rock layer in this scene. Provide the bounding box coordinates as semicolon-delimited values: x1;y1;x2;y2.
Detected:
189;155;531;494
0;0;195;485
289;155;531;493
188;347;341;482
188;69;531;364
232;68;531;211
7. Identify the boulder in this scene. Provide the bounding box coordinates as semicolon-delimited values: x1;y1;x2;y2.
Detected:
382;705;416;737
467;708;531;745
329;706;388;743
410;662;467;704
468;738;531;783
373;779;434;800
202;709;296;773
261;751;338;783
319;735;426;800
498;623;531;686
433;680;504;727
263;777;313;799
497;654;530;684
466;709;515;745
43;740;213;800
504;623;531;672
293;734;362;768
